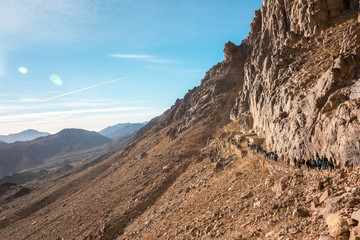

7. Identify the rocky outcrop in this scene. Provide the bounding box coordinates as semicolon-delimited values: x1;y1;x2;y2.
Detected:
229;0;360;167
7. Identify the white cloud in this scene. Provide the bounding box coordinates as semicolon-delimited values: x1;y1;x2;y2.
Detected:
0;99;126;114
0;108;165;135
0;107;152;123
109;54;174;64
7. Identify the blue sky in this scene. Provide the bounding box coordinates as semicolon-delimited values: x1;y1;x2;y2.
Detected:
0;0;262;135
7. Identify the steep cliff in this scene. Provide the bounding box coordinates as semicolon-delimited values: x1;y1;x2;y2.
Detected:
230;0;360;166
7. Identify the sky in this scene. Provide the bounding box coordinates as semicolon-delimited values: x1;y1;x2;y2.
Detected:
0;0;263;135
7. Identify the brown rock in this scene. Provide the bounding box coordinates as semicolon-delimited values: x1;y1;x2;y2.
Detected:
350;226;360;240
351;210;360;222
327;212;350;238
292;208;310;218
320;196;342;222
319;235;335;240
320;190;330;204
348;198;360;208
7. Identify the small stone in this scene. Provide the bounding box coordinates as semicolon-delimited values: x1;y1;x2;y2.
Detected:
320;190;329;204
348;198;360;208
319;234;335;240
253;201;261;208
292;208;310;218
347;218;358;226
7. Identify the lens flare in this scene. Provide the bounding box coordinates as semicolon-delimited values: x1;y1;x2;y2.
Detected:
50;74;63;86
18;67;28;74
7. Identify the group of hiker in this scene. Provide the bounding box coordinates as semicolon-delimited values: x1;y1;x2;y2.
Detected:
290;155;335;171
248;143;278;162
245;140;336;171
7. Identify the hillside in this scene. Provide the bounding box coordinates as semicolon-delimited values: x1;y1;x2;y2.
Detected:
0;129;112;177
0;129;50;143
0;1;359;240
99;122;146;140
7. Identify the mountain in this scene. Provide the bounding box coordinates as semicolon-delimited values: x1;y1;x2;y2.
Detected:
0;129;112;177
99;122;147;140
0;129;50;143
1;1;360;240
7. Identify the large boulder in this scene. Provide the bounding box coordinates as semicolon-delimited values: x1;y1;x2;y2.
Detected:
327;212;350;238
350;226;360;240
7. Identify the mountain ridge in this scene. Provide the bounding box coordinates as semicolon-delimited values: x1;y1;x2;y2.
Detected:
0;129;50;143
99;122;147;140
0;128;112;177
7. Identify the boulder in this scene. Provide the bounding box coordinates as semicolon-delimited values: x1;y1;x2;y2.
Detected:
351;210;360;222
320;196;342;222
327;212;350;238
350;226;360;240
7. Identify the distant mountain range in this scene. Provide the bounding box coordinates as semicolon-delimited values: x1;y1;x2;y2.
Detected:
0;129;50;143
0;129;112;177
98;122;147;140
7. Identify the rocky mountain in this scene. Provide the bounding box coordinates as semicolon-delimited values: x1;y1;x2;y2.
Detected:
0;129;50;143
0;1;360;240
229;0;360;168
99;122;146;140
0;129;112;177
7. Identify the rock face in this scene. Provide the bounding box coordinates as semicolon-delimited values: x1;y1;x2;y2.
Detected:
229;0;360;166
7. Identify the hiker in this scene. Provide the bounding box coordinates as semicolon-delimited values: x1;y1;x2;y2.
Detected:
306;159;311;169
317;157;322;170
274;153;278;162
328;157;335;171
287;158;290;166
293;157;297;168
298;159;303;169
310;158;316;169
323;155;328;170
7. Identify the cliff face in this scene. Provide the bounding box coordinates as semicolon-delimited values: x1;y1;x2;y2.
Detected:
230;0;360;166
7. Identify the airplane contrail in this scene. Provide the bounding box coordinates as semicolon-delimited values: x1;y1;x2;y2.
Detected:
44;76;130;101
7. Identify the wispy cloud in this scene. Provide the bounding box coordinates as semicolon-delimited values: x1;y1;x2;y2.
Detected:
0;107;165;135
0;107;151;123
0;99;125;114
44;77;129;101
109;54;174;64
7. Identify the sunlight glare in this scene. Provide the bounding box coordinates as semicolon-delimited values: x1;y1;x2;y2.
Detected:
18;67;28;74
50;74;63;86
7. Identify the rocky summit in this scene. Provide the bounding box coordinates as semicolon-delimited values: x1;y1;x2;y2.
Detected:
1;0;360;239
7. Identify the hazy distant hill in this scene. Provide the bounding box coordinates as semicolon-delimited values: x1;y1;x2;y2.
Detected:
0;129;50;143
98;122;146;140
0;129;112;177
